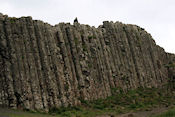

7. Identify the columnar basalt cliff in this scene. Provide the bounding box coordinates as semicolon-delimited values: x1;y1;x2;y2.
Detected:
0;13;174;111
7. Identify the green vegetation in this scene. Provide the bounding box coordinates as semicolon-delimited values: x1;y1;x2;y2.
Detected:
1;86;175;117
88;36;93;39
47;86;175;116
64;84;69;91
93;87;174;110
82;44;88;52
164;62;175;68
0;108;53;117
74;38;79;45
88;35;97;39
10;19;15;23
9;17;16;23
22;56;24;60
151;107;175;117
88;62;92;68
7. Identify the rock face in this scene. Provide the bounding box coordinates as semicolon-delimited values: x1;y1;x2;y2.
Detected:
0;14;174;111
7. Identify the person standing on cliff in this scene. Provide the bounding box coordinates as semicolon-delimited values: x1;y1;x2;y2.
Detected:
74;17;78;23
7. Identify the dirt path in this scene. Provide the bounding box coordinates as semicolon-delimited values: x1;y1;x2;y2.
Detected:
116;107;168;117
97;106;171;117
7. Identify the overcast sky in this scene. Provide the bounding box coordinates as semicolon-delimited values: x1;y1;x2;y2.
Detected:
0;0;174;53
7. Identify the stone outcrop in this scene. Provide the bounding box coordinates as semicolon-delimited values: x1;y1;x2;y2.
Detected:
0;13;174;111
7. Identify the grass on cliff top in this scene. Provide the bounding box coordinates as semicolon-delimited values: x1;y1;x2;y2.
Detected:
1;86;175;117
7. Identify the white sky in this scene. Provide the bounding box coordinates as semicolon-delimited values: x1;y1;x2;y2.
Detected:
0;0;174;53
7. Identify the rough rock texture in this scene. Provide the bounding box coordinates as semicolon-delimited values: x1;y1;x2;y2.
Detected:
0;13;174;111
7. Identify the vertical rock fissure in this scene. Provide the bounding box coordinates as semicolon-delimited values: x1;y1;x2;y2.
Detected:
16;19;34;109
124;26;141;87
33;22;54;109
3;19;24;108
97;30;112;97
1;18;16;108
64;26;87;101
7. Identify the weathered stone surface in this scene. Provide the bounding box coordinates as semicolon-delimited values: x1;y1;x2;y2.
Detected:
0;13;174;111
